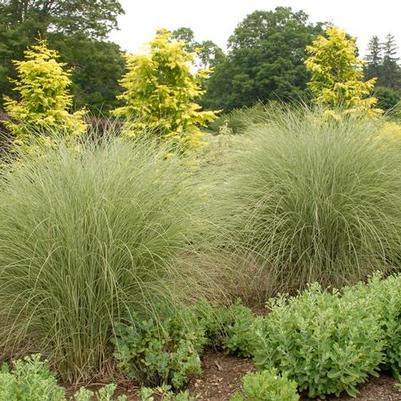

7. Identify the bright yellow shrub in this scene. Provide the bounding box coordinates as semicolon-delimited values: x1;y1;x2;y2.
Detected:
113;29;218;151
4;39;86;152
305;27;382;118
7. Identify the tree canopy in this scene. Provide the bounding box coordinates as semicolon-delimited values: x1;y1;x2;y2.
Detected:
0;0;124;113
202;7;324;111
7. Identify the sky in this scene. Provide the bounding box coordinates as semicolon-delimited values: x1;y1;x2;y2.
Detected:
108;0;401;57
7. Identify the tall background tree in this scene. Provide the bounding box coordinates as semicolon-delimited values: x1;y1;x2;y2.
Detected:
171;27;225;68
364;33;401;111
380;34;401;89
202;7;325;111
0;0;125;114
364;36;382;81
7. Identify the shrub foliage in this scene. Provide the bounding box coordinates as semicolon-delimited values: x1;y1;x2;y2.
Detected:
0;354;126;401
113;29;217;151
305;27;380;117
230;369;299;401
4;39;86;150
253;284;384;398
113;311;205;389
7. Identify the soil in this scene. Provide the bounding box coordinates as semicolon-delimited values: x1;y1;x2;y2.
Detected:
116;351;401;401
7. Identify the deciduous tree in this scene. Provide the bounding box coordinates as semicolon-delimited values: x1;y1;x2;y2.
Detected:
202;7;324;111
0;0;124;112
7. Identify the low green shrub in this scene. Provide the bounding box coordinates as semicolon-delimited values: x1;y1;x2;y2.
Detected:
0;135;223;380
253;283;384;398
113;310;205;389
230;369;299;401
349;274;401;379
197;300;257;357
0;354;126;401
226;109;401;296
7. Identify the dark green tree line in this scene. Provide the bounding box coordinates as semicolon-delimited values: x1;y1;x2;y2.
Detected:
202;7;325;111
0;0;125;114
365;34;401;110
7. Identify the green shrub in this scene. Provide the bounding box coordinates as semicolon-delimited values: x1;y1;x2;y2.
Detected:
253;283;384;398
198;300;257;357
227;109;401;296
0;135;222;380
0;354;126;401
351;274;401;379
230;369;299;401
375;86;401;112
113;310;205;389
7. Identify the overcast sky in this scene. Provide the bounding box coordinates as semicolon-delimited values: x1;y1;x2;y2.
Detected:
108;0;401;56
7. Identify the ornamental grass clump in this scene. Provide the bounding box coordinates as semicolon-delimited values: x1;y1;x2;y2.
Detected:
0;134;221;381
227;108;401;295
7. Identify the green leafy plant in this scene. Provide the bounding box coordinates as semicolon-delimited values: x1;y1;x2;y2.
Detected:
0;134;223;380
253;283;384;398
113;310;205;389
0;354;126;401
230;369;299;401
198;300;257;357
225;108;401;298
351;274;401;379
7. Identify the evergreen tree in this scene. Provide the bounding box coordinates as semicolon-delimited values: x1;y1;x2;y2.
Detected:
364;36;382;80
0;0;124;112
379;34;401;89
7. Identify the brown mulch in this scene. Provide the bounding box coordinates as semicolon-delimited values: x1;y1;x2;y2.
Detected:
188;351;255;401
323;375;401;401
115;351;401;401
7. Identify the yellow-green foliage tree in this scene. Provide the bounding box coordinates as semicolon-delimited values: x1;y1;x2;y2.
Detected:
113;29;217;151
4;39;86;150
305;26;381;117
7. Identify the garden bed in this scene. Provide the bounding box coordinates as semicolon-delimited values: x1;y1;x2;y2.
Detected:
111;351;401;401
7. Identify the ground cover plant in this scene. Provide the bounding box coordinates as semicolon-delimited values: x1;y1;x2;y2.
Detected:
113;309;206;389
196;300;257;357
230;369;299;401
253;282;384;398
223;108;401;298
0;354;127;401
0;134;224;381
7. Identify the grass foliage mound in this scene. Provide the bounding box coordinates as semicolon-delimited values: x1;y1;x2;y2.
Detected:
227;110;401;294
0;136;217;380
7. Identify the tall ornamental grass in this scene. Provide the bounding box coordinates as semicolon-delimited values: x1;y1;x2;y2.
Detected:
0;135;221;381
226;109;401;296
